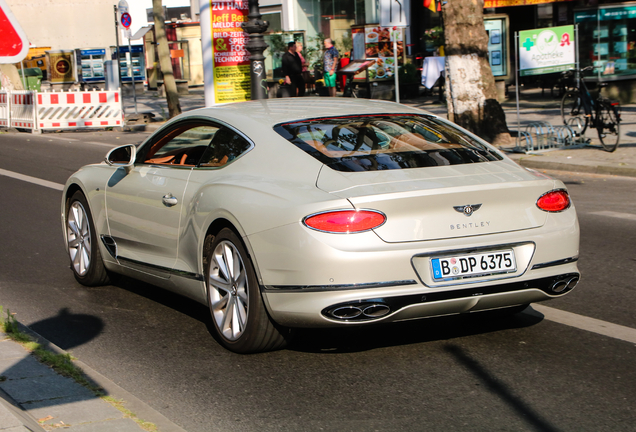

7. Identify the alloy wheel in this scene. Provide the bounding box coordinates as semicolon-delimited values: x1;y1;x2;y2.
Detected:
67;201;92;276
208;240;249;341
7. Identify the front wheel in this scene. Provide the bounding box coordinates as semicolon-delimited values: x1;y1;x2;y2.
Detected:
65;191;110;286
596;103;620;152
204;228;288;353
561;91;588;135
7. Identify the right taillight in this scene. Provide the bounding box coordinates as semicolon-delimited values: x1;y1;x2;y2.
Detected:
537;189;571;212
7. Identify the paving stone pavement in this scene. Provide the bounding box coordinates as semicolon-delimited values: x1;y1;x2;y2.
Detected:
0;329;160;432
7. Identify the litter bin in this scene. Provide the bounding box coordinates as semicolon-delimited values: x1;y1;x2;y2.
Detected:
21;68;43;91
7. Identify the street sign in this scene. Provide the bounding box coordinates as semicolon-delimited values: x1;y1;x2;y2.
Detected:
120;12;131;29
0;0;29;63
379;0;409;28
518;25;575;76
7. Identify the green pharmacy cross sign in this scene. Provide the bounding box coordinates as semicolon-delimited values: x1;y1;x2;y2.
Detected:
518;25;575;76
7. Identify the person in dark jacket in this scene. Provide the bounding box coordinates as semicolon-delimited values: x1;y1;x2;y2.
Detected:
281;41;304;97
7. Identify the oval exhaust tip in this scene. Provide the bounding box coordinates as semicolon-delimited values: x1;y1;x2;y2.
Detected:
331;306;363;319
363;304;391;318
551;281;568;293
566;276;579;290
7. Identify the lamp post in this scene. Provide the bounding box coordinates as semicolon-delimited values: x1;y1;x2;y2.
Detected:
241;0;269;100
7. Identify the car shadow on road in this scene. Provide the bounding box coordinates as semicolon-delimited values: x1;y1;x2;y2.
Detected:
289;306;544;354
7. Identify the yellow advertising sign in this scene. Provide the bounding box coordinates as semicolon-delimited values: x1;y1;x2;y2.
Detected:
210;1;251;103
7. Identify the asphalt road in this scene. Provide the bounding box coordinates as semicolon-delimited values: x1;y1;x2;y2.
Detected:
0;130;635;432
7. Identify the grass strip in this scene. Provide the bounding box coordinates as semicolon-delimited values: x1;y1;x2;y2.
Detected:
1;306;158;431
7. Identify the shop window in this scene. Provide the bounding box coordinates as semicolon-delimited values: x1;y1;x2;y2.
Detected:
575;6;636;79
537;4;553;29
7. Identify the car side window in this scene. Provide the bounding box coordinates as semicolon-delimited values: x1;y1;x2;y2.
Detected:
143;124;219;166
198;127;251;168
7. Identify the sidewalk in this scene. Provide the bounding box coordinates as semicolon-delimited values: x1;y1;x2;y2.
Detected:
0;323;186;432
125;86;636;178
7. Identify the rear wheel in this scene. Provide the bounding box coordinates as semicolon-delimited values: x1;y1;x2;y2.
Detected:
561;91;588;135
204;228;288;353
596;103;620;152
65;191;110;286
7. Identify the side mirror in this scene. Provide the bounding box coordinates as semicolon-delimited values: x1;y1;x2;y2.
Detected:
105;145;137;172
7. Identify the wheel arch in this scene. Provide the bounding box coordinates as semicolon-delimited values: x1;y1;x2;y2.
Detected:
200;216;265;287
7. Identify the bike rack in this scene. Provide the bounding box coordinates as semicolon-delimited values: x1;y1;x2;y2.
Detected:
511;117;588;153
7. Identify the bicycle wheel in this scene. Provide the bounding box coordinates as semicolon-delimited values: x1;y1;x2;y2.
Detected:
596;103;620;152
561;91;588;134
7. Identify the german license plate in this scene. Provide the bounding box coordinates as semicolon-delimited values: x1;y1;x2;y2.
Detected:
431;250;516;281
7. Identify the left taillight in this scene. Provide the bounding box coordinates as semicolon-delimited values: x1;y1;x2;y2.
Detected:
536;189;571;212
303;210;386;233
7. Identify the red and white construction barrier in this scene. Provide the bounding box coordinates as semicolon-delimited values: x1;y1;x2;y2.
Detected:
0;89;123;132
10;91;36;129
37;90;123;130
0;91;8;128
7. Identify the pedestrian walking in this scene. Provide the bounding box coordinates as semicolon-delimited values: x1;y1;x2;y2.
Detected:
282;41;304;97
323;38;339;97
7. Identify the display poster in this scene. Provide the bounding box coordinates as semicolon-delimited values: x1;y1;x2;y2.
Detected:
210;0;251;103
484;18;506;77
47;51;75;83
360;25;403;81
352;28;365;61
518;25;575;76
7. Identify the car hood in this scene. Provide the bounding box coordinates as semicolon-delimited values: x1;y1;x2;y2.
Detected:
316;160;557;243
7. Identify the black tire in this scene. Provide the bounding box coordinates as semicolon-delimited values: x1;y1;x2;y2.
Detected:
65;191;110;286
596;103;620;152
561;90;588;135
203;228;288;353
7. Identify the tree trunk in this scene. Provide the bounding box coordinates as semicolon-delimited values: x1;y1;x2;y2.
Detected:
0;65;25;91
152;0;181;118
442;0;511;146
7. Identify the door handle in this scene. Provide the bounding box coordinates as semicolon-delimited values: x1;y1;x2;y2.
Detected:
162;194;178;207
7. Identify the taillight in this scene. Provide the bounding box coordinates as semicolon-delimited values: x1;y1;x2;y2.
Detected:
303;210;386;233
536;189;571;212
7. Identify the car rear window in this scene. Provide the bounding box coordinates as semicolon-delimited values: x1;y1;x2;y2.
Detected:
273;115;503;172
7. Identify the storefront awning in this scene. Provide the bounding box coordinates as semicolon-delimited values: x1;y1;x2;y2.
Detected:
484;0;572;8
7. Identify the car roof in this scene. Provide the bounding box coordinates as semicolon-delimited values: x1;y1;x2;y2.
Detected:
172;98;432;130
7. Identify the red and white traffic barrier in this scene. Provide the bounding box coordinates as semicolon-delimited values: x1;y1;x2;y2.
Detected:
0;91;8;127
0;89;123;132
9;90;35;129
37;89;123;130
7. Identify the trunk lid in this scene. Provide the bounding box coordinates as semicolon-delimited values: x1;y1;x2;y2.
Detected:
316;161;555;243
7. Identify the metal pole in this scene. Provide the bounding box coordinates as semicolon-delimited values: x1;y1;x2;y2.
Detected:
128;39;138;114
114;6;123;91
394;36;400;103
241;0;269;100
575;24;580;89
597;9;601;81
515;32;521;148
20;60;26;89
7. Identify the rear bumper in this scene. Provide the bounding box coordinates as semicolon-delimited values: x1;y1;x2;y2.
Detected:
262;265;580;327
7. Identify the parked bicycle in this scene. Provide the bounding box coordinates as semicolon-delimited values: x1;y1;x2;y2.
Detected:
560;66;621;152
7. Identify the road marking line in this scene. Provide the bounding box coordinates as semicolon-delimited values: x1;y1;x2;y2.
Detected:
531;304;636;345
590;211;636;221
43;135;80;142
85;141;119;148
0;168;64;191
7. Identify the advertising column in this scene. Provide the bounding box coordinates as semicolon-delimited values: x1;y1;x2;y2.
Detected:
206;0;251;104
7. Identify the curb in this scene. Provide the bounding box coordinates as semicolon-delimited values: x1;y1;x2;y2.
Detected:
515;158;636;178
13;322;188;432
